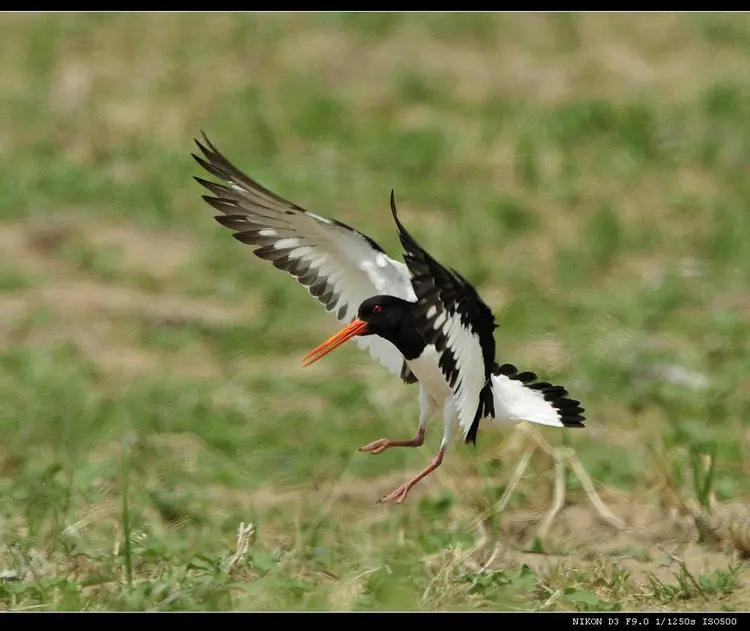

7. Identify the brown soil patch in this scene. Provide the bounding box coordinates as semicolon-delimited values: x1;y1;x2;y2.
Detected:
210;471;750;604
0;216;265;382
0;218;197;283
28;280;257;327
79;221;195;282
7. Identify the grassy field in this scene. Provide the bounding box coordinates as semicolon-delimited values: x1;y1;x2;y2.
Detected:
1;12;749;611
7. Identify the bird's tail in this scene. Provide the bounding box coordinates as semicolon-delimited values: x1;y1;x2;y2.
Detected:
489;363;585;429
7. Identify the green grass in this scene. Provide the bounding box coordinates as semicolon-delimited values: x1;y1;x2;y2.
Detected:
1;13;749;611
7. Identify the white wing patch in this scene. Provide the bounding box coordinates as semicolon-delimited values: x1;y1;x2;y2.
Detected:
439;313;488;438
273;237;300;250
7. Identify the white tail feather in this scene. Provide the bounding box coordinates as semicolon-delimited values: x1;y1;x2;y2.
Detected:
490;374;565;428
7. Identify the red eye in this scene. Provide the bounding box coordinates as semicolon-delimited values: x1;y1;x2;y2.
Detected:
372;304;383;313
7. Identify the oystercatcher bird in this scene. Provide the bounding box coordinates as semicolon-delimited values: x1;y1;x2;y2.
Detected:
192;134;591;506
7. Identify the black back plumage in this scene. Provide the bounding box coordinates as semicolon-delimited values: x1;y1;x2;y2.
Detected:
389;191;498;444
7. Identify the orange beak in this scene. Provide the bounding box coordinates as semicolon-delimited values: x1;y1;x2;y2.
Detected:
302;318;369;367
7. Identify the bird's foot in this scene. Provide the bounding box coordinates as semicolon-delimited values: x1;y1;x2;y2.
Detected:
358;428;425;455
376;446;445;505
359;439;395;455
378;483;411;504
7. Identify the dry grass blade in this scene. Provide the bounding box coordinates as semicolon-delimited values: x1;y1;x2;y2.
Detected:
566;449;627;530
658;545;708;601
225;522;256;575
536;456;567;540
490;425;626;539
496;448;534;513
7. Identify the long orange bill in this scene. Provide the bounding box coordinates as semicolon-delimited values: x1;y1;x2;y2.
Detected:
302;318;369;367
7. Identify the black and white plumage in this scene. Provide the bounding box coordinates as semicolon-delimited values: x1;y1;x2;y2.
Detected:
491;362;585;429
193;134;585;504
193;134;418;384
389;191;496;446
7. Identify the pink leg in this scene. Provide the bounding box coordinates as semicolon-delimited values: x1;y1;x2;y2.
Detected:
377;446;445;504
359;427;425;455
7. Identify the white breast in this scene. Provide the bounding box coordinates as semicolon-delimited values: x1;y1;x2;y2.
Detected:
406;345;452;405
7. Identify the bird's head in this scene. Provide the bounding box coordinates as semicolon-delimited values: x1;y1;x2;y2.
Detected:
356;295;413;335
301;295;412;367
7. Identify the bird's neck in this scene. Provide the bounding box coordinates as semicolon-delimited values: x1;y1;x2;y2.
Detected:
377;310;426;361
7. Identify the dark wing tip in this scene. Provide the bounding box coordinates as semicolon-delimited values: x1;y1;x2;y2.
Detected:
191;151;208;169
389;188;410;234
195;130;213;151
193;132;209;156
193;175;213;188
389;188;407;236
388;189;423;259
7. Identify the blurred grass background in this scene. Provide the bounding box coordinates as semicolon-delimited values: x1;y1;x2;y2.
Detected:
0;12;749;611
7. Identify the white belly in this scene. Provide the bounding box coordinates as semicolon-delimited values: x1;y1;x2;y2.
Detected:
406;345;452;405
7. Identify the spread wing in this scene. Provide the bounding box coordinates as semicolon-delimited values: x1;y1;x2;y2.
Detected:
193;135;418;382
